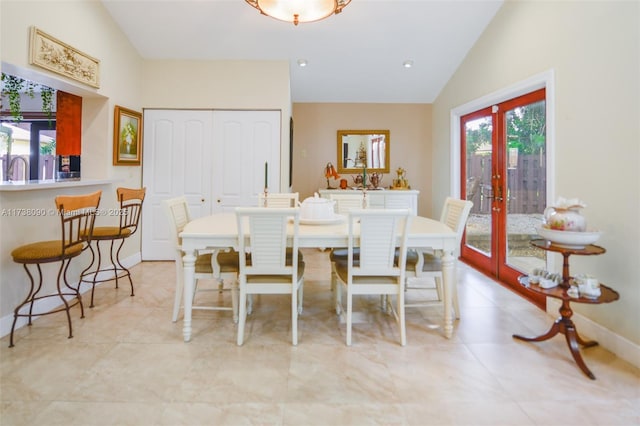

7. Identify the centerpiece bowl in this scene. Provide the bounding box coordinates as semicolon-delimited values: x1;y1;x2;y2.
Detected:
536;226;602;249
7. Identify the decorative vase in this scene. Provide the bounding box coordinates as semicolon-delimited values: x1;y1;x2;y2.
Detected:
543;206;586;231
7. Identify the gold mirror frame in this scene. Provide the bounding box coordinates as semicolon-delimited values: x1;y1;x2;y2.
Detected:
336;130;390;174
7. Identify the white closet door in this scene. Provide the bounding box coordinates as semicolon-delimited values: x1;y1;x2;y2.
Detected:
142;110;213;260
212;110;281;212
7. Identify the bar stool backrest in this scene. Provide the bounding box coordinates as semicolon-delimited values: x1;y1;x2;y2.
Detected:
116;187;146;236
54;190;102;256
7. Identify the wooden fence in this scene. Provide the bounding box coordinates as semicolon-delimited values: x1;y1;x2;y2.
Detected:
466;153;546;215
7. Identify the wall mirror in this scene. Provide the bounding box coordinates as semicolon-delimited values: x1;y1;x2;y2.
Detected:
337;129;390;174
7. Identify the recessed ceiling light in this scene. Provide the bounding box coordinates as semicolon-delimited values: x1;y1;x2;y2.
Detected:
297;59;308;67
403;60;413;68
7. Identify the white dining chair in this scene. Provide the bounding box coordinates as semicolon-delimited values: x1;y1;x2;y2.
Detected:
235;207;305;345
334;208;412;346
328;192;369;312
258;192;299;208
163;196;239;323
404;197;473;319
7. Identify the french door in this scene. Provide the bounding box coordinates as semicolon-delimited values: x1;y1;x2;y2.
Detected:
460;88;547;305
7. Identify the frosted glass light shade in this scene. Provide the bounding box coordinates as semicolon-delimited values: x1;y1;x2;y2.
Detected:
246;0;350;25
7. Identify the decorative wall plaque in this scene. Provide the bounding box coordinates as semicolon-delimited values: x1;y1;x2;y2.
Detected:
29;27;100;88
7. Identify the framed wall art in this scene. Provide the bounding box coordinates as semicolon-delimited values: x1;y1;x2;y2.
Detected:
29;26;100;88
113;106;142;166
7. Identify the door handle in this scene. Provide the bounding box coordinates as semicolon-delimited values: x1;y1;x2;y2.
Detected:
492;173;503;202
492;207;501;212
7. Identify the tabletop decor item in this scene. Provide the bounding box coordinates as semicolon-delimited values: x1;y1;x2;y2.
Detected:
536;227;602;249
575;274;601;298
543;197;587;231
324;162;340;189
392;167;410;189
299;193;336;221
538;197;601;248
369;172;383;189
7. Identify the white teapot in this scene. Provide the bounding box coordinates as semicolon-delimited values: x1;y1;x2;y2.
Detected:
298;193;335;220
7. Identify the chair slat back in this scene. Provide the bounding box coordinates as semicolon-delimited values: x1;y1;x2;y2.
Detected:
117;187;146;235
258;192;299;208
384;193;413;211
329;192;369;214
348;209;411;277
55;190;102;254
162;196;192;248
439;197;473;245
236;207;300;276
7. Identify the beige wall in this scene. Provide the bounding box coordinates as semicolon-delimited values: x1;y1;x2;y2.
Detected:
0;0;145;321
141;60;292;190
292;103;433;216
0;2;293;327
432;1;639;345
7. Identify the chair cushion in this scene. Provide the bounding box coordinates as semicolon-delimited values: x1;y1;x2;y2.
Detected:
334;262;398;285
405;250;420;269
91;226;132;239
420;253;442;272
195;253;214;274
195;250;242;274
334;248;408;267
329;247;359;262
216;250;240;273
404;251;442;272
11;240;84;263
245;248;304;266
246;260;305;283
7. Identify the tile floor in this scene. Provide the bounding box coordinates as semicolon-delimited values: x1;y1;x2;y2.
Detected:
1;249;638;425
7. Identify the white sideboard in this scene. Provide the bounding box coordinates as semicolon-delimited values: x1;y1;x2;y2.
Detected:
318;189;419;215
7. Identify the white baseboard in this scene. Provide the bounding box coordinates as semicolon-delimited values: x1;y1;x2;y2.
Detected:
0;252;141;339
547;298;640;369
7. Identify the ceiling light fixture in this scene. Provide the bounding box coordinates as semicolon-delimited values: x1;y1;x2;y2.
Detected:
297;59;308;67
403;60;414;68
245;0;351;26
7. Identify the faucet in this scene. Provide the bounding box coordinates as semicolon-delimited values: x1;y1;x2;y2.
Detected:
7;156;28;181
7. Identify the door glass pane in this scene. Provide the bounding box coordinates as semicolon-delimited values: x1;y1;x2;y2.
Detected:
38;127;56;180
465;116;492;256
504;100;546;272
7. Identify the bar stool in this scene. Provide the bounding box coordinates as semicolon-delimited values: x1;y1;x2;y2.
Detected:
79;187;146;307
9;190;102;347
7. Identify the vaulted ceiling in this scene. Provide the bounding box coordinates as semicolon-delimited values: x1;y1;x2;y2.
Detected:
101;0;503;103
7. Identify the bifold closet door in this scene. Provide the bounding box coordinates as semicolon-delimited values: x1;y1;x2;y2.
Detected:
142;110;213;260
141;109;281;260
212;110;281;212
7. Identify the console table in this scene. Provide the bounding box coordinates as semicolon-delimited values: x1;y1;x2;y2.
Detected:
318;189;419;215
513;239;619;379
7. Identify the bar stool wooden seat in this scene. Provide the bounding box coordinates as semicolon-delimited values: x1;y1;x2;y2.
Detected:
9;190;102;347
79;187;145;307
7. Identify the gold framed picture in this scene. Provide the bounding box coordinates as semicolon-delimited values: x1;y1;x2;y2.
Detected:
113;106;142;166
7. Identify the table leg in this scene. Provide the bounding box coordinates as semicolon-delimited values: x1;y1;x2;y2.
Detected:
440;249;455;339
513;319;561;343
182;249;197;342
513;299;598;380
564;323;597;380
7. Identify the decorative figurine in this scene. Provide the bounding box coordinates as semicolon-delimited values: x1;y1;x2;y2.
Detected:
392;167;410;189
324;162;340;189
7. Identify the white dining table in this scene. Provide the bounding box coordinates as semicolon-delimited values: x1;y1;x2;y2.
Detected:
179;212;458;342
